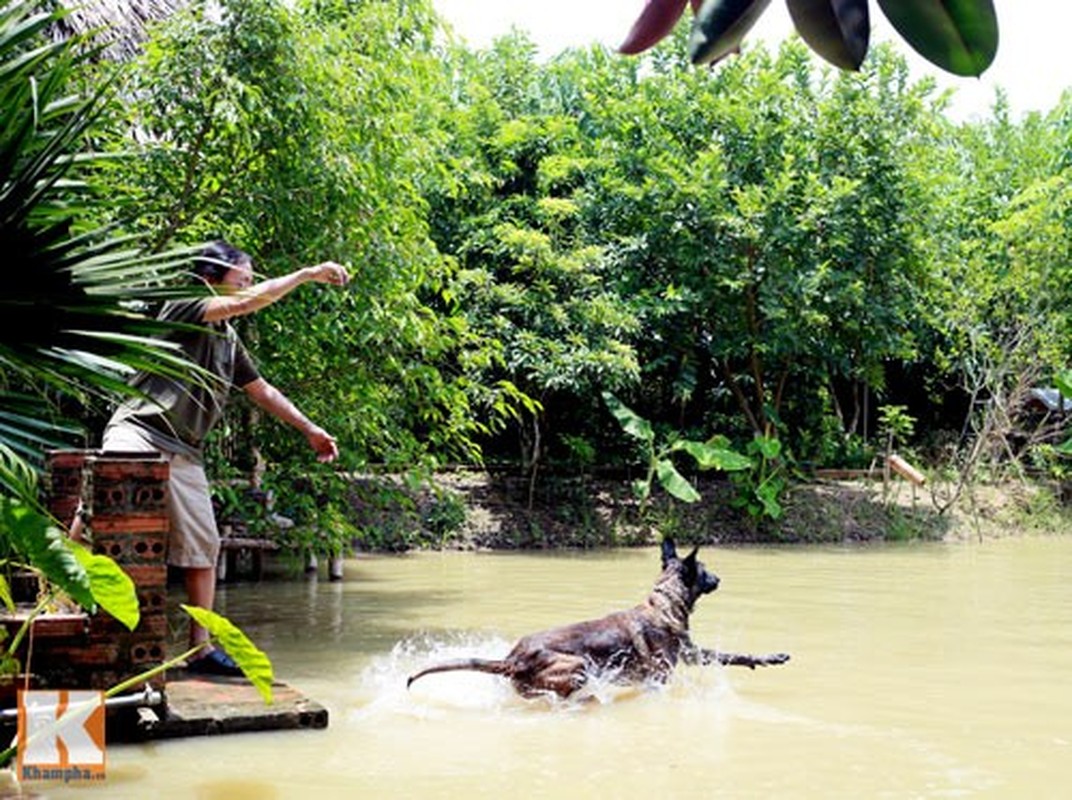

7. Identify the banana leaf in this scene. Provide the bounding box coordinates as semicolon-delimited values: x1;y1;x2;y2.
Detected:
656;458;702;503
674;439;753;471
602;391;654;444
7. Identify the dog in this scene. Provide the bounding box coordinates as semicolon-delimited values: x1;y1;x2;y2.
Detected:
406;539;789;699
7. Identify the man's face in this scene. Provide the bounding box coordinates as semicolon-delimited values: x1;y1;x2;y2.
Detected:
220;259;254;291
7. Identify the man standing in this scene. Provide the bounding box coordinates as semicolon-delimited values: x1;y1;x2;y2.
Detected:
100;241;349;675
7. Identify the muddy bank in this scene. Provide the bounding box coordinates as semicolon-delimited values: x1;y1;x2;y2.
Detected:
349;470;1070;551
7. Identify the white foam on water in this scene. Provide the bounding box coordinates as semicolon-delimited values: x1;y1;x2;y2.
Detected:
351;633;764;723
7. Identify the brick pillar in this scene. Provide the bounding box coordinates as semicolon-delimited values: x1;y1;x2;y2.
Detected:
39;451;171;690
83;452;170;689
45;448;97;527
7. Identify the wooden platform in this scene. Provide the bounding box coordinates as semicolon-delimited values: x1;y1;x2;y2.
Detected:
111;675;329;742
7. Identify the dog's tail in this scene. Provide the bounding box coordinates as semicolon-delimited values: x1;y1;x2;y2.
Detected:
406;658;511;689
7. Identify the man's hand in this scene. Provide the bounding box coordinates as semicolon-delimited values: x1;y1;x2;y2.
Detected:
304;261;350;286
306;425;340;463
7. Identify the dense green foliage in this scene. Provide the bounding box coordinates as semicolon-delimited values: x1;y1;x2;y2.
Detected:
4;0;1070;546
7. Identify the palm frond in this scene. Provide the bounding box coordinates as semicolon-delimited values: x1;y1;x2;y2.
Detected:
0;0;209;498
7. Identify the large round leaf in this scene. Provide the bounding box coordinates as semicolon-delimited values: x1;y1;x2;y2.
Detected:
787;0;870;70
689;0;773;65
875;0;998;76
619;0;690;55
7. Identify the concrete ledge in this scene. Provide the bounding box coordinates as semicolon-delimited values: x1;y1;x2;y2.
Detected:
114;675;328;741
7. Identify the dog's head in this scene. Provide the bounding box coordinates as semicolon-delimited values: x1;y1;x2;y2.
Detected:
660;539;720;608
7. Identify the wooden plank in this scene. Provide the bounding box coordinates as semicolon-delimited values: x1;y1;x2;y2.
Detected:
220;537;280;551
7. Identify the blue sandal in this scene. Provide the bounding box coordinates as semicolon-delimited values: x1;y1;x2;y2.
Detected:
186;648;243;677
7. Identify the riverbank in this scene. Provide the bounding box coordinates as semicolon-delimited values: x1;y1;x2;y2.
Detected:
349;470;1072;551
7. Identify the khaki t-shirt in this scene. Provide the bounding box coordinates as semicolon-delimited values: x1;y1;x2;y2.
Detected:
107;299;260;460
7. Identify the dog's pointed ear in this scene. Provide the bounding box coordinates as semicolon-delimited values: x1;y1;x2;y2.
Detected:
683;546;699;581
661;538;677;567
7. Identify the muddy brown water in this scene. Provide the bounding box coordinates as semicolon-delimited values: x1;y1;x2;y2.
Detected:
40;536;1072;798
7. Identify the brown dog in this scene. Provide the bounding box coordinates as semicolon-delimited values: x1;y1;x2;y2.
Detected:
406;540;789;699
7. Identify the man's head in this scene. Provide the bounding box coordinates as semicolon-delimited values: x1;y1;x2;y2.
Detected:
193;241;253;290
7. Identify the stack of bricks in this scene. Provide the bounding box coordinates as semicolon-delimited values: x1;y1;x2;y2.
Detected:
40;450;171;691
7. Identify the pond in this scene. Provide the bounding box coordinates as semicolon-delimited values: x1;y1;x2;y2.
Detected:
40;535;1072;798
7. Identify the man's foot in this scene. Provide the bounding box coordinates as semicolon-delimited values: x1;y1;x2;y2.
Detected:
185;648;243;677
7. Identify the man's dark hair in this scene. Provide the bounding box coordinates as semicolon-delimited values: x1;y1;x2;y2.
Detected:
192;241;251;283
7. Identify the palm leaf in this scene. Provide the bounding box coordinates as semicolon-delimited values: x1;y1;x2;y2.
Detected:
1;1;211;501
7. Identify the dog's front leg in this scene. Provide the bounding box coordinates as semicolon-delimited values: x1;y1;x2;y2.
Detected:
683;645;790;669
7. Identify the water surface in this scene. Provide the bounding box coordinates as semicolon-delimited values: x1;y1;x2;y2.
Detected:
43;536;1072;798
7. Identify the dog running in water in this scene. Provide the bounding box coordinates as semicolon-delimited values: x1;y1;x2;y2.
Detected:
406;539;789;699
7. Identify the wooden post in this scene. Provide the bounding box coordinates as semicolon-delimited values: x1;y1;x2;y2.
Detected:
887;453;926;486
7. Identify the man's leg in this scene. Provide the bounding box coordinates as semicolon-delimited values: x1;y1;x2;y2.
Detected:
169;457;242;676
184;566;216;647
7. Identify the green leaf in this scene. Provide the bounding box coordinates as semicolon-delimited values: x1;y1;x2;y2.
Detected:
602;391;654;444
689;0;773;65
1056;439;1072;457
0;575;13;613
181;605;274;703
875;0;998;77
656;458;701;503
750;436;782;460
632;478;652;501
0;497;94;611
1056;371;1072;401
675;439;753;471
756;480;784;518
70;545;139;631
787;0;870;70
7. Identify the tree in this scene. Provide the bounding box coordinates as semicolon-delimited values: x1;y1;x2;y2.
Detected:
99;0;517;473
427;35;641;483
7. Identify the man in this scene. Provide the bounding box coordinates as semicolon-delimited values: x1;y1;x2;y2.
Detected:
99;241;349;675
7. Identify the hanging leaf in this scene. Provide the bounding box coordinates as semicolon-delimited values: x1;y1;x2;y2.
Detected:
182;604;275;703
70;545;140;631
689;0;773;66
602;391;654;444
655;458;702;503
875;0;997;76
787;0;870;70
619;0;690;55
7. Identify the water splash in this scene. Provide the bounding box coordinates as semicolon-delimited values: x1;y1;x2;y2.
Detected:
350;632;520;722
350;632;754;723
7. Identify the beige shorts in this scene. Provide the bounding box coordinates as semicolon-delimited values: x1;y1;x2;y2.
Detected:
100;422;220;568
